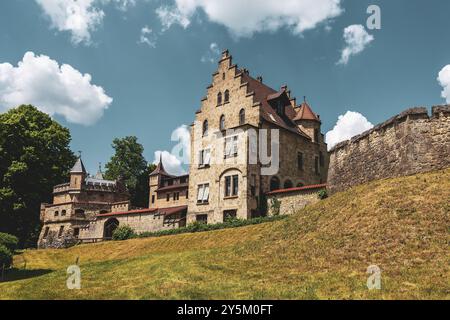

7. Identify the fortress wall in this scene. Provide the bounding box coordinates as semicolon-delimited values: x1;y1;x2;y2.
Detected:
328;105;450;193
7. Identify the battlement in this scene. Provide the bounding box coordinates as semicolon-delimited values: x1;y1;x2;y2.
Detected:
328;105;450;193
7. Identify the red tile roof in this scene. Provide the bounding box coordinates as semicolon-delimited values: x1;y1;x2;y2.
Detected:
95;205;187;218
97;208;158;217
266;183;327;196
240;72;311;139
294;101;320;122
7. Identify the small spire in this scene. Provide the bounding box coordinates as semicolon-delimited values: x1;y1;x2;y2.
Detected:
303;96;307;103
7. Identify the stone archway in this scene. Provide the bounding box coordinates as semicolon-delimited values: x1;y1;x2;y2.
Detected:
103;218;119;239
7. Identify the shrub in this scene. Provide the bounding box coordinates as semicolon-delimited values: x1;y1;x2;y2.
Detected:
318;189;328;200
112;225;136;241
270;197;281;216
0;233;19;253
0;245;13;269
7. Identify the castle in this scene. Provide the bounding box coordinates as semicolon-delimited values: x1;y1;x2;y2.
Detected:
38;50;329;248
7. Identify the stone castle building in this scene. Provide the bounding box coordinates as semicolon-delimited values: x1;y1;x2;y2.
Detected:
38;50;329;247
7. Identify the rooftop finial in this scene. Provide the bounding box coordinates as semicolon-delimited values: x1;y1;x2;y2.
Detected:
304;96;307;103
78;150;82;158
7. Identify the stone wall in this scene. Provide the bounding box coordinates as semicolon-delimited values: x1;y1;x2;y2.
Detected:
328;105;450;193
266;184;326;216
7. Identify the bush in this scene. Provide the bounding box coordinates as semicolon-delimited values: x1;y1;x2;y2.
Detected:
270;198;281;216
0;233;19;253
112;225;136;241
138;215;288;239
0;245;13;269
318;189;328;200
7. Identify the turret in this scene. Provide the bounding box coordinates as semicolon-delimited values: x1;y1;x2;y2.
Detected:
294;98;322;143
148;154;170;208
69;156;87;192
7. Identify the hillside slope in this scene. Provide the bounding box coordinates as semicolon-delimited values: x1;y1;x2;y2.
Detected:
1;169;449;299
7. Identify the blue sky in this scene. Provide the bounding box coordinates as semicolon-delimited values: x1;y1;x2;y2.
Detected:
1;0;450;175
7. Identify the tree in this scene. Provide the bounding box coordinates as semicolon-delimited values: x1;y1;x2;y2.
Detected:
104;136;151;208
0;105;76;247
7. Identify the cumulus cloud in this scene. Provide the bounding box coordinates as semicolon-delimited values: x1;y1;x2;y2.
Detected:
338;24;374;65
153;125;191;175
0;52;112;125
156;0;343;37
325;111;374;150
138;26;157;48
437;65;450;103
35;0;136;45
200;43;220;63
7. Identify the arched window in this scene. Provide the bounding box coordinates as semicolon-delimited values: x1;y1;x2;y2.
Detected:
217;92;222;105
284;180;293;189
224;90;230;103
202;120;208;137
220;115;225;131
239;109;245;125
270;176;280;191
61;210;67;216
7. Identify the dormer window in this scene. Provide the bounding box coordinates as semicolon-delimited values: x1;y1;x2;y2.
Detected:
217;92;222;105
276;100;284;116
224;90;230;103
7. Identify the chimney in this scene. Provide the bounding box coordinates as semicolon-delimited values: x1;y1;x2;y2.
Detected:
242;68;249;75
221;49;230;59
256;76;263;83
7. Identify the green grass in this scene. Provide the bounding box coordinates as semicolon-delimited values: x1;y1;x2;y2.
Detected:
1;169;449;300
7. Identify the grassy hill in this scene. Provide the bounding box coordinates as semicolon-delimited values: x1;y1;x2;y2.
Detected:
1;169;449;300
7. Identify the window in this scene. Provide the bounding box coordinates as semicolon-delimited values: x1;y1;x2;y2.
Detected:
196;214;208;224
75;209;84;217
270;176;280;191
220;115;225;131
315;156;320;175
43;227;50;239
173;192;180;201
54;211;59;217
197;184;210;204
186;190;189;199
223;210;237;221
224;89;230;103
314;128;319;143
225;175;238;197
151;195;155;204
73;228;80;238
297;152;304;170
202;120;208;137
276;100;284;116
284;180;293;189
222;73;225;80
58;226;64;238
61;210;66;216
199;149;211;167
166;193;170;201
224;135;238;158
217;92;222;105
319;151;325;167
239;109;245;125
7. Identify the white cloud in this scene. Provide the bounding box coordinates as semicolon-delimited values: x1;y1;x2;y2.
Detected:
200;43;220;63
138;26;157;48
35;0;137;45
437;65;450;103
0;52;112;125
156;0;343;37
35;0;105;45
338;24;374;65
325;111;374;150
153;125;191;176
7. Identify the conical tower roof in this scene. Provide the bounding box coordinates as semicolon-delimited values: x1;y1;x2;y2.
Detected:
150;154;171;176
294;100;321;122
71;157;87;174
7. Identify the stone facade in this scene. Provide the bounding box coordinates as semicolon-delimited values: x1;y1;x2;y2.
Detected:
328;106;450;193
187;50;329;224
266;184;326;216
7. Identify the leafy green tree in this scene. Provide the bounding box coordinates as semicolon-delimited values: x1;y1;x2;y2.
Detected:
104;136;153;208
0;105;75;247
